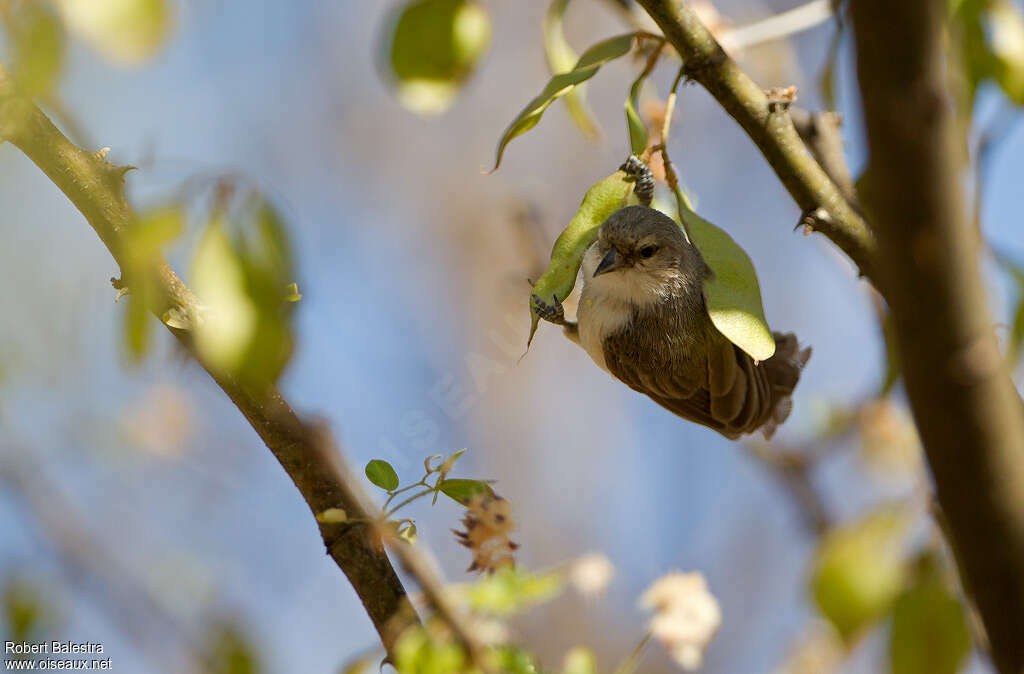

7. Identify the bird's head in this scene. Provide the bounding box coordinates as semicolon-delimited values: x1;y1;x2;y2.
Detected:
584;206;706;304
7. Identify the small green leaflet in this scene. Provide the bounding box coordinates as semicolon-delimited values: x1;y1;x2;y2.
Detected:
673;188;776;361
365;459;400;491
492;33;636;171
625;69;649;156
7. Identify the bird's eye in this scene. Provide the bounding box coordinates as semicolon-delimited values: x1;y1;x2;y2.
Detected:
640;245;658;259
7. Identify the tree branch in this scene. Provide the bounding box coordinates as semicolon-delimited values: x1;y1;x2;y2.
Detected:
850;2;1024;672
635;0;878;280
0;62;420;659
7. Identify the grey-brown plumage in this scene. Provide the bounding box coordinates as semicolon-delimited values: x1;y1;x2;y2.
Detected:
571;205;810;439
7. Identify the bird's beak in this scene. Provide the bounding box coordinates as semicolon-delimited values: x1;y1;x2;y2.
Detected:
593;248;624;277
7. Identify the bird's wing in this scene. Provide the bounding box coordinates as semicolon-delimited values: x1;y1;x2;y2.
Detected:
603;329;770;439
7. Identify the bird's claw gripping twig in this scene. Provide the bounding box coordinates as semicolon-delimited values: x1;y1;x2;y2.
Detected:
531;293;566;325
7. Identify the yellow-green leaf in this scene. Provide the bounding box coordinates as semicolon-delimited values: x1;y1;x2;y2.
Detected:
675;192;775;361
458;567;564;616
889;555;970;674
988;0;1024;104
9;3;65;98
562;648;598;674
811;504;911;642
121;206;185;361
625;70;649;156
492;33;635;171
57;0;173;65
387;0;491;115
543;0;599;139
528;170;635;344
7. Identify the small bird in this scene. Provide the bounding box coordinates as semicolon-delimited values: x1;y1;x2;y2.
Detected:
555;205;810;439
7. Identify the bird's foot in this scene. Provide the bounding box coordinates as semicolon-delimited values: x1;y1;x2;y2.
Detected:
531;293;566;325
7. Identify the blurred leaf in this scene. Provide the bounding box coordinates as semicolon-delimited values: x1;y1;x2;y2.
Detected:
811;504;911;642
202;621;262;674
57;0;173;65
121;206;185;360
386;0;491;115
191;218;260;376
562;647;598;674
988;0;1024;104
952;0;1024;106
8;2;65;97
674;192;776;361
543;0;599;139
528;169;634;344
190;200;296;389
394;625;468;674
625;70;649;156
492;33;636;171
889;555;970;674
495;646;541;674
438;478;493;503
459;567;564;615
3;578;50;643
365;459;400;491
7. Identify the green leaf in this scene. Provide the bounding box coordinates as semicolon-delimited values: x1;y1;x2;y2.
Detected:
811;505;911;642
201;620;262;674
386;0;492;115
492;33;636;170
395;626;468;674
190;200;296;388
3;579;51;643
398;521;418;544
121;206;185;361
625;70;649;156
58;0;173;65
988;0;1024;104
674;193;776;361
543;0;599;139
438;478;493;503
495;646;542;674
459;567;564;615
562;647;598;674
191;218;260;376
365;459;400;491
9;2;65;98
889;555;970;674
528;169;635;345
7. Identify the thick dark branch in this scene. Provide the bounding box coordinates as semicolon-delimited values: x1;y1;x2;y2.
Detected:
0;62;419;657
851;2;1024;672
635;0;878;280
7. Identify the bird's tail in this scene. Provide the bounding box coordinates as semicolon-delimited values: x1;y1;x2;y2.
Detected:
759;332;812;440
